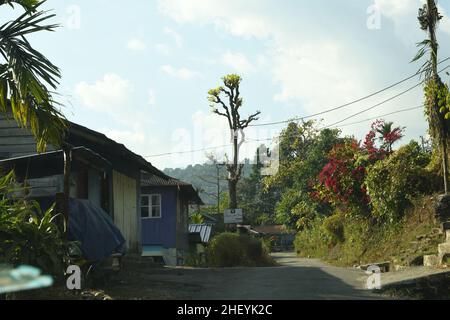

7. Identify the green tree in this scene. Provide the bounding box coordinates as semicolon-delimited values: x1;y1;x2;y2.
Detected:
264;121;342;229
366;140;439;221
237;145;279;226
0;0;66;152
208;74;260;209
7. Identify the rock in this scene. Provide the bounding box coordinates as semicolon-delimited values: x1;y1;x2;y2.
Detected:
394;264;406;271
438;243;450;256
435;195;450;222
423;254;439;267
446;230;450;243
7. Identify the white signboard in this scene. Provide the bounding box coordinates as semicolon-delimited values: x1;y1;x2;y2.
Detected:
224;209;243;224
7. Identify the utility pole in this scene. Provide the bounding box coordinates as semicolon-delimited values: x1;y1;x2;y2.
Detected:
215;162;226;215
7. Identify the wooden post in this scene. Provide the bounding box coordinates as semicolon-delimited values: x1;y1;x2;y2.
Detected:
62;145;72;236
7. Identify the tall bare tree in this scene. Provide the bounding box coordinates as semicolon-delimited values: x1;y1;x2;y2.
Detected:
414;0;449;193
208;74;260;209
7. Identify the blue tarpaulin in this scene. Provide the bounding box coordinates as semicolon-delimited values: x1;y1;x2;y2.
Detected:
68;199;126;262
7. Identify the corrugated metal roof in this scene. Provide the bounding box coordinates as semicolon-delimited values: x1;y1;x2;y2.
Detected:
68;122;168;179
141;172;204;205
189;224;212;243
141;173;190;187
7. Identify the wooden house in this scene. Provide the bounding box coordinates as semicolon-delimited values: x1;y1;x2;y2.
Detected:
140;173;204;265
0;115;169;253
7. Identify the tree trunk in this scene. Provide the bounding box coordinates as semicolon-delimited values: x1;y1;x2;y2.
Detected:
228;133;239;209
443;138;448;194
426;0;448;194
229;178;238;209
62;146;72;237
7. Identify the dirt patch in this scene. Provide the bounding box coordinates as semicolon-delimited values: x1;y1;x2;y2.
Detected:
11;258;203;300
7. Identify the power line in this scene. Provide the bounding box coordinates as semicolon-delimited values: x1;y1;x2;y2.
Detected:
323;82;422;128
145;103;425;157
327;105;423;129
249;57;450;128
144;144;232;158
145;64;450;158
323;64;450;128
236;104;425;143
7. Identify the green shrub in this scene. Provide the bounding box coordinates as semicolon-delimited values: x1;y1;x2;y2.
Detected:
365;141;439;221
323;213;345;244
0;171;71;279
294;218;330;259
207;233;274;267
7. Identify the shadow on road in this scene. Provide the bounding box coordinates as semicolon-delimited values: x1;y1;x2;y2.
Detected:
192;252;383;300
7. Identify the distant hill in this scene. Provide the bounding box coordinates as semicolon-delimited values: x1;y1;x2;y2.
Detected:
164;161;253;205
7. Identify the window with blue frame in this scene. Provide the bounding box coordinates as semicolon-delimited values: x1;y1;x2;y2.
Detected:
141;194;162;218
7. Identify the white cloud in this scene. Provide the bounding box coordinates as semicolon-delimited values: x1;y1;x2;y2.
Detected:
100;125;164;167
158;0;442;158
74;74;155;128
158;0;271;38
75;73;134;111
164;27;183;47
221;51;254;74
161;65;200;80
126;37;146;51
375;0;450;39
272;43;365;110
148;89;156;105
103;127;146;145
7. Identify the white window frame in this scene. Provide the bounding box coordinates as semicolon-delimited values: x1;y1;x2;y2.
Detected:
140;194;162;219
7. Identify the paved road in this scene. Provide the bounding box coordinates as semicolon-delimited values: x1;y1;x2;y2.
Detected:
192;252;383;300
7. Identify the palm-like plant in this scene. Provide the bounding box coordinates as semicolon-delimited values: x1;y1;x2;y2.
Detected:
413;0;450;193
0;0;66;152
376;121;404;153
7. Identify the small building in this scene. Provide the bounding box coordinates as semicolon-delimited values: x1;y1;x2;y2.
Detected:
140;173;204;265
0;116;169;254
252;225;296;251
188;224;213;264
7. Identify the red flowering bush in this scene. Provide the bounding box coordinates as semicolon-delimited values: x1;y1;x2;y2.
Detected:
312;120;405;214
313;140;370;212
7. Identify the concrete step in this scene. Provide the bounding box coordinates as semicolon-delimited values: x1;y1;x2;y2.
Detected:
438;243;450;256
423;254;440;267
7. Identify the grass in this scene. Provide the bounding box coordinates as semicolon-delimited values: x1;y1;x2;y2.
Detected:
295;195;444;268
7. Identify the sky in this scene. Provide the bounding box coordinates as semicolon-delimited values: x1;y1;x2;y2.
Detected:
3;0;450;169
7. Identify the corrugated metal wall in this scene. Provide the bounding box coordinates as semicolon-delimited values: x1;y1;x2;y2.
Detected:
112;170;139;252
